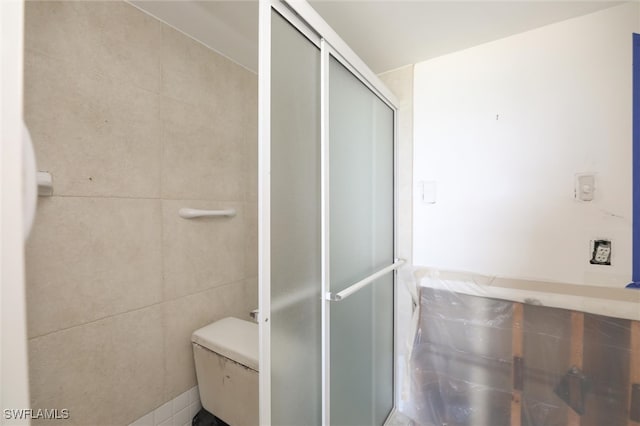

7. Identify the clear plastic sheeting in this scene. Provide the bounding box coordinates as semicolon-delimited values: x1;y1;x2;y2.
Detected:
399;267;638;426
407;284;513;425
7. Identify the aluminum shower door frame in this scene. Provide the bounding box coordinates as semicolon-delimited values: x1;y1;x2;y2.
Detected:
258;1;401;424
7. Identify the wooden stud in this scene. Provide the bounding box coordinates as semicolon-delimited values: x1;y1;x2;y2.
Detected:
630;320;640;426
568;311;584;426
511;302;523;426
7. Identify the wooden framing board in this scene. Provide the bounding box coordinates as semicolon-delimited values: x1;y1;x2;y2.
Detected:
511;302;523;426
630;320;640;426
568;311;584;426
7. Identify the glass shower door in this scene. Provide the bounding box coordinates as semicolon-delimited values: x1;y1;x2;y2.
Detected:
269;10;322;426
261;2;398;425
327;55;396;426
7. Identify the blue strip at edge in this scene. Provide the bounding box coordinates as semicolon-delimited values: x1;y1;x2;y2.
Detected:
631;33;640;287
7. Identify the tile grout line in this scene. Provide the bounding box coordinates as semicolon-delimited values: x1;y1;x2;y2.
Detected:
44;194;246;203
159;46;168;404
27;278;249;341
24;46;161;98
129;384;202;426
28;43;246;121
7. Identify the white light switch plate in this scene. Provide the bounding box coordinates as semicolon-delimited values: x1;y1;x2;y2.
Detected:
575;173;595;202
420;181;437;204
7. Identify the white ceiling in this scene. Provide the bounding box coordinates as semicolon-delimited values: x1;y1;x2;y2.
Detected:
311;1;623;74
131;0;624;74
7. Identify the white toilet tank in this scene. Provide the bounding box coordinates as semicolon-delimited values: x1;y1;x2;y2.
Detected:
192;317;259;426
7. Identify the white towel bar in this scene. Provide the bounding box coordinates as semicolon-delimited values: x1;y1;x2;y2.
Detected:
178;208;236;219
326;259;406;302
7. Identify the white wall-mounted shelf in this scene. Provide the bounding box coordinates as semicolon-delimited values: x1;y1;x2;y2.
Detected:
178;208;236;219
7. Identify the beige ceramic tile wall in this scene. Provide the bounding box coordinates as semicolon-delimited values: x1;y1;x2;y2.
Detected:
24;2;258;425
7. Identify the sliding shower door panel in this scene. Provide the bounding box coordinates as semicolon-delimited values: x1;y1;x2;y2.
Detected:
270;11;322;426
328;55;395;426
261;2;397;425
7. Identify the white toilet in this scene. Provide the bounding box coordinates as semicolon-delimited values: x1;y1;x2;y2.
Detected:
192;317;259;426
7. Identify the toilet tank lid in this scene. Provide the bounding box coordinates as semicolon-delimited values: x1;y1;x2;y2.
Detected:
192;317;259;371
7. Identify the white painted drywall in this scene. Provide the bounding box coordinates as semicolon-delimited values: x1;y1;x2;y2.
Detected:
413;2;639;287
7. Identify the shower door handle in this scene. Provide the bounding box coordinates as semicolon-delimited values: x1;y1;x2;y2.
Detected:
325;259;405;302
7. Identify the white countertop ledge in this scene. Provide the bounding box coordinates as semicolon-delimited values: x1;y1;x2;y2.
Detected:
408;267;640;322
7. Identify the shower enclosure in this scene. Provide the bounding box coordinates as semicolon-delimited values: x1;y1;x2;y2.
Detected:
258;1;402;424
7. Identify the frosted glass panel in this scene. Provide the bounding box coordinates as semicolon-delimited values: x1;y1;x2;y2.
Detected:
270;11;322;426
329;56;395;426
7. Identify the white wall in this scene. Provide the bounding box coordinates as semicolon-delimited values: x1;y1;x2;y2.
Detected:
413;3;639;287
